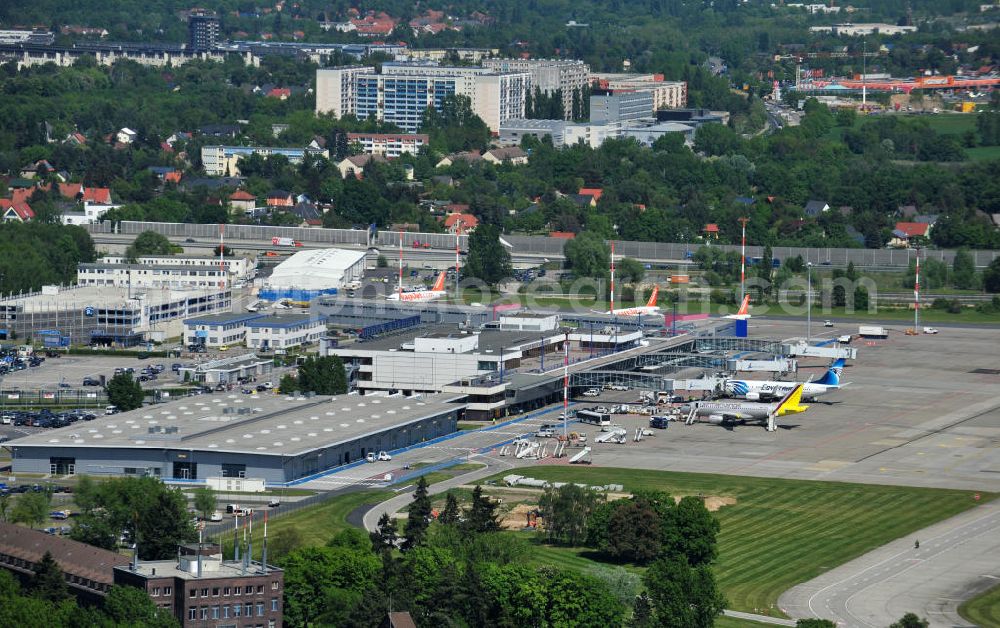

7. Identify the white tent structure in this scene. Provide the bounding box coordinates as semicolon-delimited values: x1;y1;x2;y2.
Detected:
264;248;366;296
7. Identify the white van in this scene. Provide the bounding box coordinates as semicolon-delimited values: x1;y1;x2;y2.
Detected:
104;405;118;415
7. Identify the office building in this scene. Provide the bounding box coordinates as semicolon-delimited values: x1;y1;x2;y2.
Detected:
483;59;590;119
590;91;655;124
592;73;687;110
201;145;329;177
245;315;326;352
188;10;220;51
114;543;282;628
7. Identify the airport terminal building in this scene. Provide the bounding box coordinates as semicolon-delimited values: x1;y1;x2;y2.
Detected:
5;392;461;483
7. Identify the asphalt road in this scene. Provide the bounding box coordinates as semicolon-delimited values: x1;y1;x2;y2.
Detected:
779;502;1000;628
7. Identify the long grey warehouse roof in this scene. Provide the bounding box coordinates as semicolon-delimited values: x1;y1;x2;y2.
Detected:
6;392;460;458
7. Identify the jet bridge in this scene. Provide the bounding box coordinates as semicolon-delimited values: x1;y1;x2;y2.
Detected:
782;340;858;360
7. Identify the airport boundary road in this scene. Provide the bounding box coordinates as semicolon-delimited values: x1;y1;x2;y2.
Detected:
779;502;1000;628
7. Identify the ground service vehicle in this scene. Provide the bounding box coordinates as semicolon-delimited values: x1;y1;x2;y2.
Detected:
577;409;611;429
271;237;302;247
649;416;671;429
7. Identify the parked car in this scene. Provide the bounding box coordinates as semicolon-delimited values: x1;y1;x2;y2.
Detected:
923;327;939;334
582;388;601;397
82;377;101;386
377;451;392;461
535;427;555;438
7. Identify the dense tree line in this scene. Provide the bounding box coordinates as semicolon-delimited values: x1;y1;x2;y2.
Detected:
0;222;96;294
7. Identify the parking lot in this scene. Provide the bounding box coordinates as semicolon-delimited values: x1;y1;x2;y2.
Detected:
0;354;189;391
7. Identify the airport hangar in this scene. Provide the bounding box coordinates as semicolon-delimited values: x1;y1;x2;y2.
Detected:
5;392;460;483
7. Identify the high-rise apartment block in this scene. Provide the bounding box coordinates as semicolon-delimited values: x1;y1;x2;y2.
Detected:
188;10;219;51
482;59;590;120
316;63;530;133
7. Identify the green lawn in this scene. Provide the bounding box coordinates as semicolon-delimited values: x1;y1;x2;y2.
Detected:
959;583;1000;628
482;467;991;616
967;145;1000;162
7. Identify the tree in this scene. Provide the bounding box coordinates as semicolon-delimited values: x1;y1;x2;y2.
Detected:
662;496;720;567
605;498;663;564
192;487;216;520
438;493;460;526
278;373;299;394
212;245;234;257
104;584;180;627
564;231;610;279
465;223;512;287
29;551;68;602
633;591;655;627
853;285;870;311
985;258;1000;293
403;476;431;551
370;512;398;554
376;254;388;268
295;356;348;395
105;372;144;411
644;557;725;628
539;483;602;546
283;545;379;627
463;485;501;535
70;476;195;560
952;248;977;289
889;613;930;628
12;490;51;529
125;230;174;262
0;492;9;522
616;257;646;286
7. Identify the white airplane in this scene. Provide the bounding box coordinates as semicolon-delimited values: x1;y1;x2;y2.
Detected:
723;359;847;402
387;271;447;302
679;384;808;432
725;295;752;320
607;286;661;317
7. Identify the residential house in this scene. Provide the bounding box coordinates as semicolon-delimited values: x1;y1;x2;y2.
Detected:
289;201;323;225
548;231;576;239
431;175;455;187
897;204;918;219
703;223;719;239
116;128;138;145
804;200;830;217
336;154;387;178
889;221;931;248
0;200;34;222
64;132;87;146
913;214;939;225
444;212;478;234
483;146;528;165
347;132;429;158
267;87;291;100
567;194;598;208
266;190;294;208
19;160;54;180
198;124;242;138
578;187;603;203
436;151;482;168
229;190;257;212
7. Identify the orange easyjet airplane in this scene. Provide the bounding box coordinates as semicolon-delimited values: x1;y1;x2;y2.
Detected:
387;271;448;302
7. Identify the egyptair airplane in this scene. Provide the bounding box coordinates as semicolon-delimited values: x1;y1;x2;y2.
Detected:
724;359;847;402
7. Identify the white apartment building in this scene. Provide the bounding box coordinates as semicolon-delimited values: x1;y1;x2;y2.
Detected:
482;59;590;120
346;132;429;157
315;64;530;132
183;313;265;348
315;65;376;117
245;315;326;351
808;23;917;36
201;145;329;176
77;263;229;290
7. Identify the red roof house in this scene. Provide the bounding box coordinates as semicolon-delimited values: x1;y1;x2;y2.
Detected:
578;188;604;202
0;199;34;222
444;213;478;234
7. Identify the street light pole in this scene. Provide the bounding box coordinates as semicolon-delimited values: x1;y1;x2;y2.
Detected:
806;262;813;342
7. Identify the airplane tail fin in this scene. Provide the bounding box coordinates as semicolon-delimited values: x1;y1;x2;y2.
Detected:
646;285;659;308
431;271;446;292
774;384;808;415
736;294;750;316
814;364;842;387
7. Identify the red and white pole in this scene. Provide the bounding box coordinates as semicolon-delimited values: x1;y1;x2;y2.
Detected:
914;252;920;330
738;217;749;303
398;232;403;299
219;223;226;290
563;334;569;439
610;241;615;314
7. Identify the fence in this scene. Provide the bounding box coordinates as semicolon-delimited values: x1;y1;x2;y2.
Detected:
0;388;108;408
88;221;1000;269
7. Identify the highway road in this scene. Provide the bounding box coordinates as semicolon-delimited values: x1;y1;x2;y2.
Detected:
779;501;1000;628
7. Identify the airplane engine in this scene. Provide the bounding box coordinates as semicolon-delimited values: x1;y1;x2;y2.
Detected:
744;392;760;401
706;414;729;425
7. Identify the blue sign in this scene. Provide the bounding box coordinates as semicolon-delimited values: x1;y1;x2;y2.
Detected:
84;306;95;317
195;330;208;338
